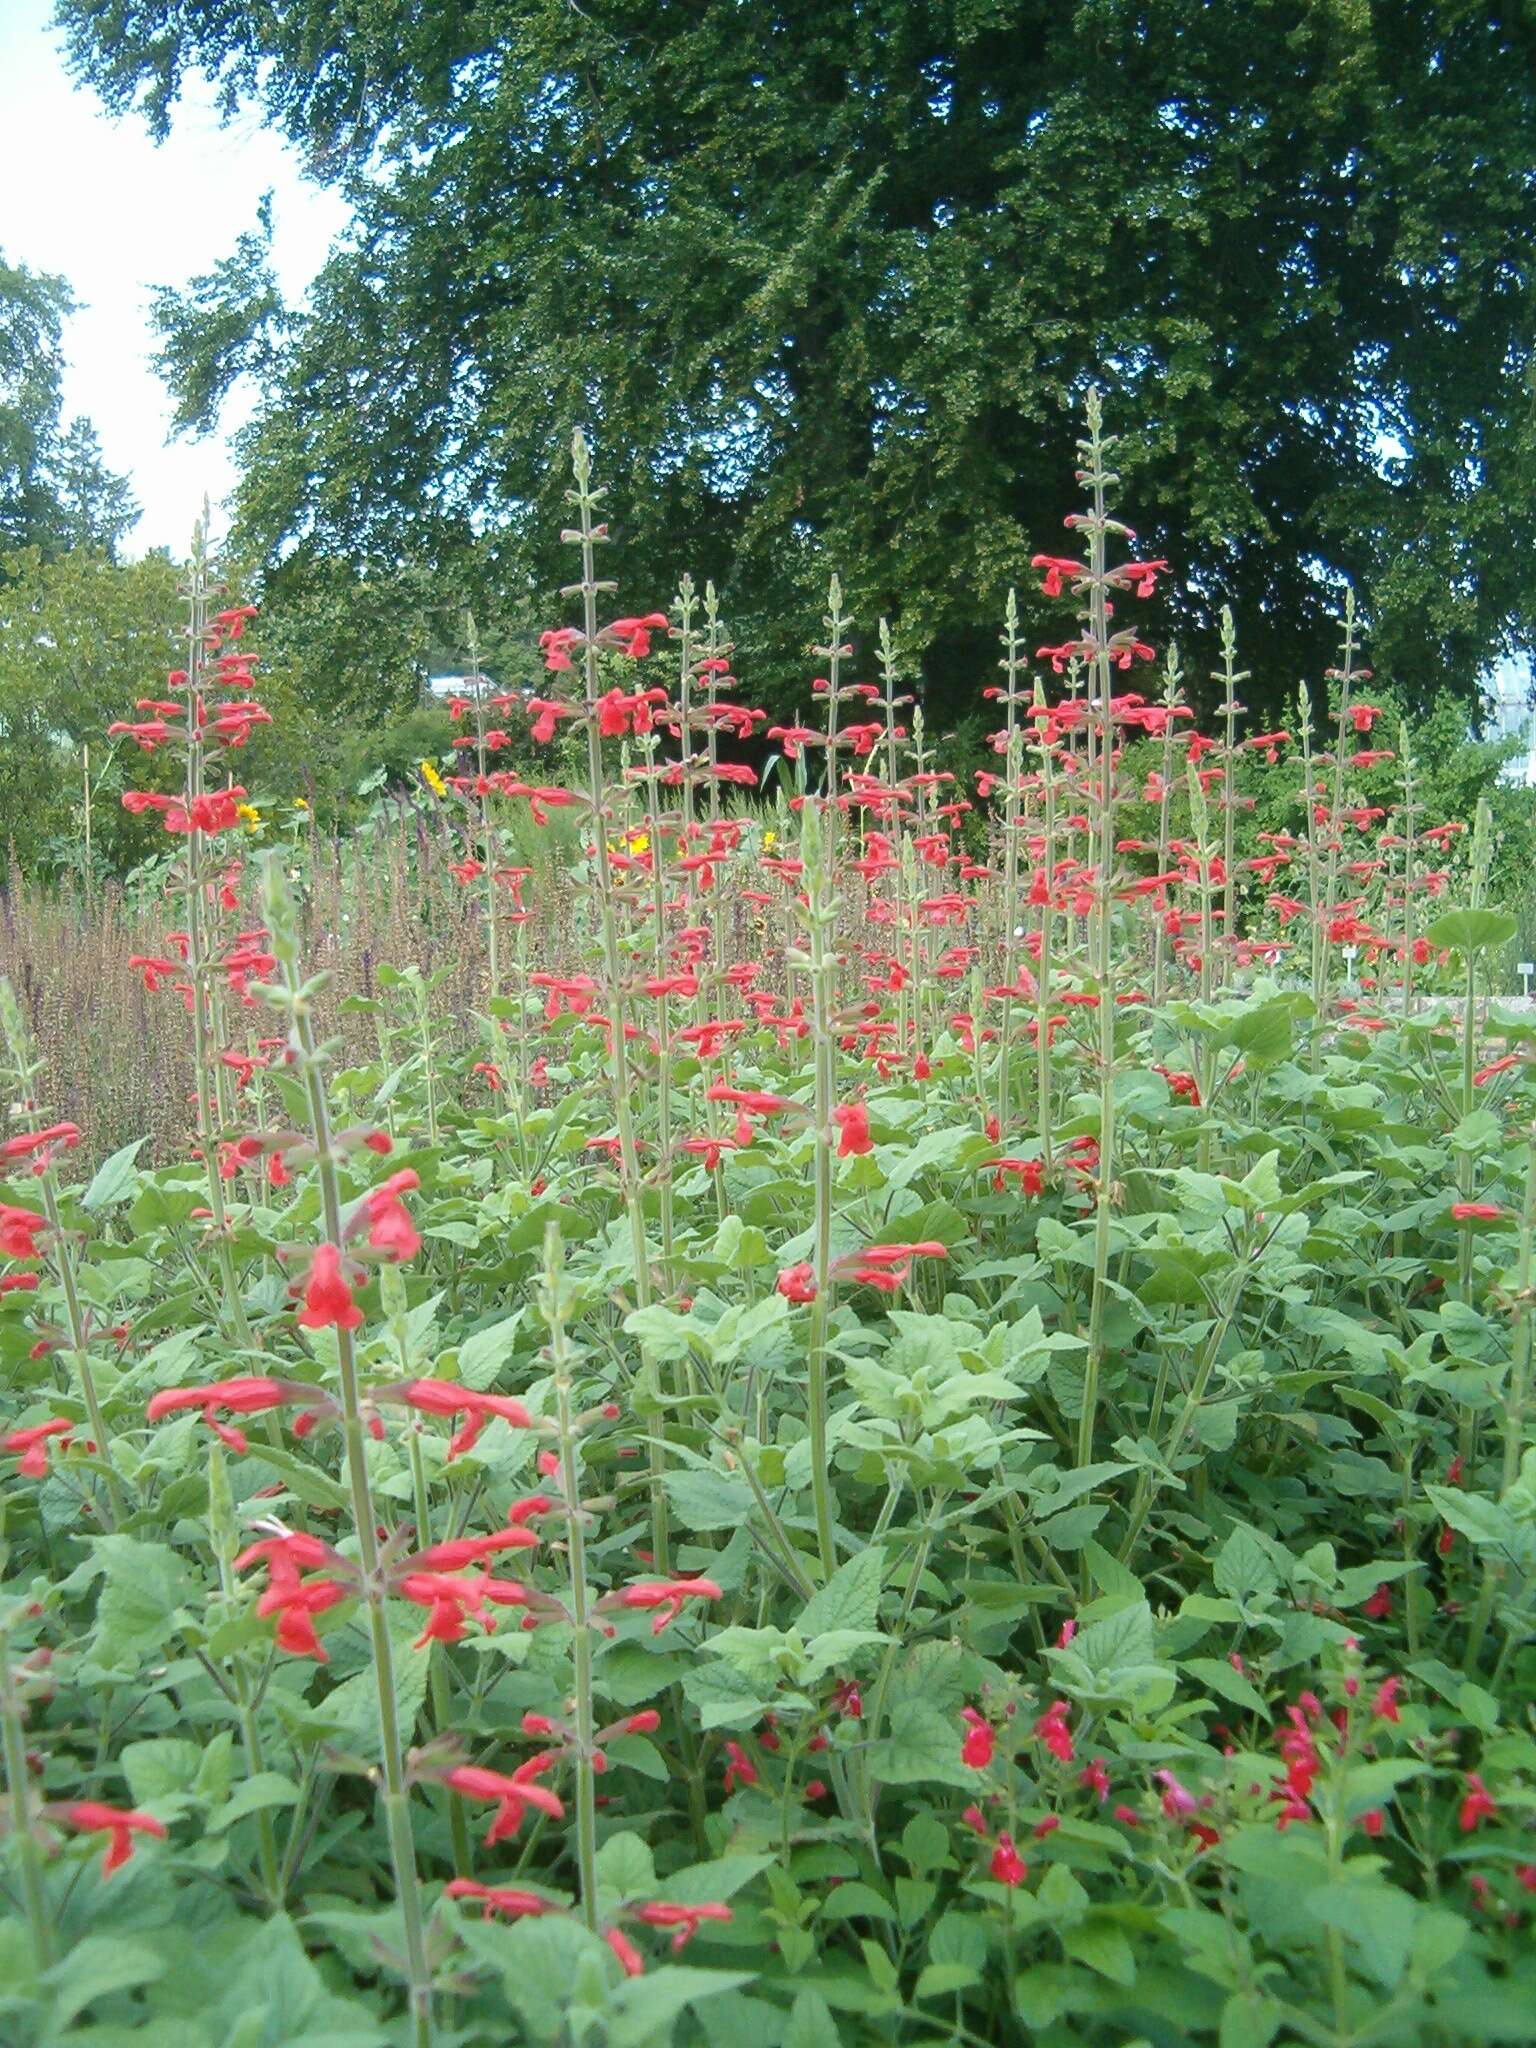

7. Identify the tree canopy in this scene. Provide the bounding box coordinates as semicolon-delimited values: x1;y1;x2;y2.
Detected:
1;253;137;562
58;0;1536;717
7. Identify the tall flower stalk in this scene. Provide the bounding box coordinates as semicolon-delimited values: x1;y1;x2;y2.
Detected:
260;855;435;2047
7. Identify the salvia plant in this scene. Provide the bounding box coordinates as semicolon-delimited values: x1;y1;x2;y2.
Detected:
1;401;1533;2048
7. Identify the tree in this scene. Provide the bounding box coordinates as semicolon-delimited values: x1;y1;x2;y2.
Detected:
59;1;1536;718
0;548;323;876
0;254;138;562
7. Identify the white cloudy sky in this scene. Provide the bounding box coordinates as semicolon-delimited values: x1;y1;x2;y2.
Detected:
0;0;348;555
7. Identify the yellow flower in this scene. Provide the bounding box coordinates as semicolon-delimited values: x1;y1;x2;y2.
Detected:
235;802;262;831
419;759;448;799
293;797;309;811
626;830;650;854
763;829;777;849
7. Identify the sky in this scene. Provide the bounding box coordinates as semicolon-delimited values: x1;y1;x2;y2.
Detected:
0;0;349;556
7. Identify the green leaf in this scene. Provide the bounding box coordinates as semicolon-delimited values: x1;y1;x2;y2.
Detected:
663;1467;755;1531
1213;1526;1280;1605
1182;1656;1267;1715
318;1623;432;1756
604;1966;755;2048
680;1660;774;1730
1061;1914;1137;1986
782;1989;843;2048
797;1545;885;1637
870;1700;975;1788
208;1772;303;1832
596;1830;656;1898
456;1311;524;1389
82;1136;147;1212
44;1936;164;2029
1425;1485;1521;1551
1426;908;1518;954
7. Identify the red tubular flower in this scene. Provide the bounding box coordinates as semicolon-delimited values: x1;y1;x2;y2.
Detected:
631;1901;734;1952
605;1926;647;1977
146;1376;321;1456
444;1878;554;1920
5;1417;73;1477
0;1272;39;1296
1034;1699;1075;1764
832;1102;873;1157
776;1263;817;1304
409;1526;539;1571
444;1756;565;1845
0;1122;80;1167
721;1740;757;1792
1451;1202;1502;1222
1079;1758;1110;1801
960;1707;995;1770
0;1204;47;1258
988;1156;1044;1197
1459;1774;1497;1833
398;1570;531;1646
602;1575;723;1636
58;1800;168;1877
359;1168;421;1261
989;1832;1027;1884
832;1241;947;1291
296;1243;365;1330
394;1379;533;1459
1371;1676;1402;1723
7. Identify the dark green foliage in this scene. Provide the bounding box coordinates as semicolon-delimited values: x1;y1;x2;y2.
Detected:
58;1;1536;718
0;255;137;561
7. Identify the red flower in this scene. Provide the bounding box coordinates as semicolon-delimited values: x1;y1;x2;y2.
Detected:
1034;1699;1074;1764
398;1570;532;1646
988;1156;1044;1196
776;1263;817;1304
602;1575;723;1636
409;1526;540;1571
605;1926;647;1977
990;1832;1027;1884
1361;1583;1393;1619
4;1416;73;1477
444;1756;565;1845
1451;1202;1502;1222
235;1531;350;1660
1459;1774;1497;1833
393;1379;534;1459
721;1740;757;1792
444;1879;553;1920
832;1240;948;1291
961;1707;995;1770
0;1204;46;1258
360;1168;421;1261
59;1800;168;1877
1078;1758;1110;1801
1371;1676;1402;1723
146;1376;320;1455
631;1901;733;1952
296;1243;364;1330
